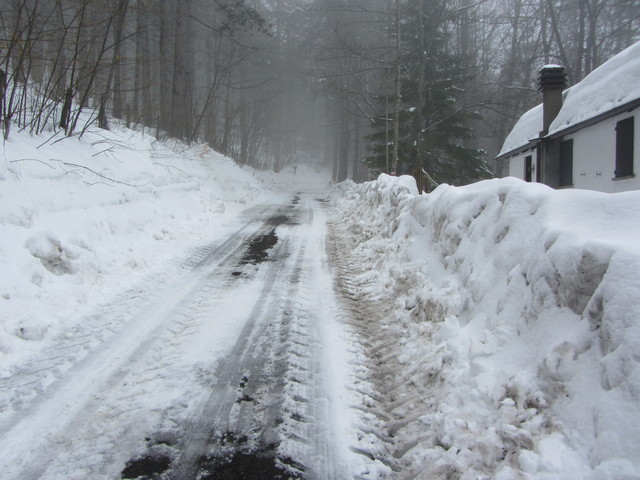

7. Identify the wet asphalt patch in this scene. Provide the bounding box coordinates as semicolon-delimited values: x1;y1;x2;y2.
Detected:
186;430;303;480
239;230;279;265
121;454;172;479
120;432;181;479
195;440;304;480
238;201;302;267
119;432;304;479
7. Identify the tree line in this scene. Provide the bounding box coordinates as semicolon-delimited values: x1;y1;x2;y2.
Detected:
0;0;282;170
1;0;639;184
307;0;640;186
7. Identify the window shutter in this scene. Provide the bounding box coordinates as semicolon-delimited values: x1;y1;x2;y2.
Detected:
525;156;533;182
559;139;573;187
616;117;634;178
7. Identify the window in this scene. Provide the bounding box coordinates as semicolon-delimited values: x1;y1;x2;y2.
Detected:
615;117;634;178
524;155;533;182
559;139;573;187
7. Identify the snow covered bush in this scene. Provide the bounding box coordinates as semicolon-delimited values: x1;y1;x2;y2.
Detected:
331;174;640;479
26;231;81;275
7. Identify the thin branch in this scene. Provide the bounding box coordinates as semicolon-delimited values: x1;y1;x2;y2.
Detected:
9;158;56;169
52;159;146;187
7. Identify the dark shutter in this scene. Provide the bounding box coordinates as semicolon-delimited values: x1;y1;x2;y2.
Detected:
559;139;573;187
524;155;533;182
615;117;634;178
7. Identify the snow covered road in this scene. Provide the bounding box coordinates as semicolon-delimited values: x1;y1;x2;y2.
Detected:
0;193;386;480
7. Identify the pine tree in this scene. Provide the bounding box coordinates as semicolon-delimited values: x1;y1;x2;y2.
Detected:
366;0;491;187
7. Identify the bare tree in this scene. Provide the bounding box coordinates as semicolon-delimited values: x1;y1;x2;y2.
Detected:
133;0;151;126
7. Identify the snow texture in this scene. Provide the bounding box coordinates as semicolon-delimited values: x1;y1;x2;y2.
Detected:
1;123;364;479
3;117;640;479
331;174;640;479
0;125;288;372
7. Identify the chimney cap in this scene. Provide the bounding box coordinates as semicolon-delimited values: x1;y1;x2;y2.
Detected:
538;65;567;91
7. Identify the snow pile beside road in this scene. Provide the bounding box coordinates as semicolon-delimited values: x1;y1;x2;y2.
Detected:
331;174;640;479
0;126;283;372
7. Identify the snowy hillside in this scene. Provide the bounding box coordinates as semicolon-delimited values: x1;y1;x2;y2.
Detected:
331;175;640;479
0;125;319;373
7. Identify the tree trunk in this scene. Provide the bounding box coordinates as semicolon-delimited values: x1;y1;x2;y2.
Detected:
170;0;192;139
540;0;551;64
546;0;573;83
584;0;600;75
134;0;151;126
158;0;174;135
575;0;586;80
111;0;128;119
353;115;365;182
338;108;349;182
221;82;232;156
51;1;69;99
59;87;73;129
0;69;7;132
415;0;426;176
392;0;401;175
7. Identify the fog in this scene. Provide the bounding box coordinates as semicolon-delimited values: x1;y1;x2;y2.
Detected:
1;0;639;186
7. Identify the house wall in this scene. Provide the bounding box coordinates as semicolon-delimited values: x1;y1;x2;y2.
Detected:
508;148;538;181
563;109;640;193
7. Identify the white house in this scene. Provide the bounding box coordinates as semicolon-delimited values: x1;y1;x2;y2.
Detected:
497;41;640;193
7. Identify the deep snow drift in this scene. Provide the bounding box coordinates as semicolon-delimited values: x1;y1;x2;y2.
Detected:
331;175;640;479
0;125;323;375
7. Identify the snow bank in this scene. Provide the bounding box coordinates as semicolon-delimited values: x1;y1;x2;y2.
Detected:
0;125;285;371
331;174;640;479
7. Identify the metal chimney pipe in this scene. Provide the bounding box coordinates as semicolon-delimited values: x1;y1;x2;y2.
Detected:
538;65;568;136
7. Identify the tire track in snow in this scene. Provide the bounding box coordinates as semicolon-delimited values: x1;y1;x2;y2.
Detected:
0;203;290;479
142;196;336;479
174;240;298;476
0;203;276;429
326;217;400;476
122;195;350;480
1;194;384;480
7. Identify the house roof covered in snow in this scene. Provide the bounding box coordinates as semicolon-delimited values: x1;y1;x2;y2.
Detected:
498;40;640;159
497;104;543;157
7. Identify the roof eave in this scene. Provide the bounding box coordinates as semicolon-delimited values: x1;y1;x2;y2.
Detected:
546;98;640;139
495;139;540;161
497;97;640;161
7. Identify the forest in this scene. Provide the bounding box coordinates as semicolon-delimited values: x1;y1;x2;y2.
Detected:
1;0;639;186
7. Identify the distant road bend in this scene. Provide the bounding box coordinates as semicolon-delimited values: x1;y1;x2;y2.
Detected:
0;192;385;479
